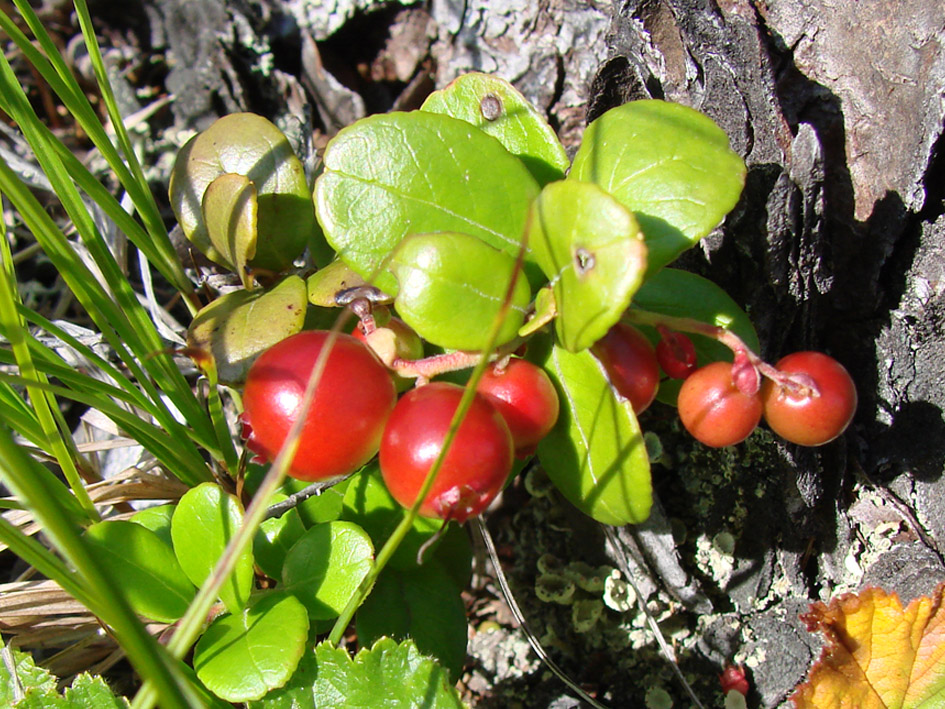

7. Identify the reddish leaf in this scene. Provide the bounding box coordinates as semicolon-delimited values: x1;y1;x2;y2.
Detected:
791;583;945;708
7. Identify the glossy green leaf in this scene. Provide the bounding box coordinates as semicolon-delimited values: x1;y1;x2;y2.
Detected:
281;521;374;620
341;463;442;570
527;180;647;352
306;259;371;307
356;561;467;681
315;110;540;294
82;520;195;623
570;100;746;275
169;112;315;272
129;504;176;548
201;173;257;288
193;591;309;702
387;232;530;350
254;494;307;579
535;338;652;525
421;72;569;186
631;268;759;405
186;275;307;385
249;638;464;708
171;483;255;614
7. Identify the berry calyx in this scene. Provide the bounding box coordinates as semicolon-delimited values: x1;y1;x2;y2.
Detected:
241;330;397;481
677;361;763;447
379;382;513;522
592;323;660;414
655;327;697;379
761;351;856;446
476;358;560;457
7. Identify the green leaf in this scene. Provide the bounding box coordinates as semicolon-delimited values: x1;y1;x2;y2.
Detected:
631;268;760;405
341;463;442;570
421;72;569;186
535;338;652;525
201;173;257;289
193;591;309;702
356;561;467;681
186;275;307;385
306;259;370;307
254;495;307;580
171;483;255;614
129;504;176;548
315;110;540;294
242;467;350;528
281;521;374;620
15;673;130;709
570;100;746;275
527;180;647;352
0;645;56;703
82;521;196;623
249;637;464;708
169;113;315;272
387;232;530;350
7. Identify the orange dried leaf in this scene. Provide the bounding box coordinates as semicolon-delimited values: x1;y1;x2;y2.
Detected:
791;582;945;708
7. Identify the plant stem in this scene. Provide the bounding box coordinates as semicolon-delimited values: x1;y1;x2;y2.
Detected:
623;308;818;396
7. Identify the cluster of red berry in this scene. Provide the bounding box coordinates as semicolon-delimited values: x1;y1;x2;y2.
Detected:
592;323;857;449
239;326;559;524
239;316;856;523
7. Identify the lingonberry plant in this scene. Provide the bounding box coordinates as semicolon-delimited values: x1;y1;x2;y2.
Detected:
0;27;861;704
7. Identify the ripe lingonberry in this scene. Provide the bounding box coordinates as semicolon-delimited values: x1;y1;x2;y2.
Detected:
241;330;396;481
592;323;660;414
656;328;697;379
379;382;513;522
761;351;856;446
677;361;763;447
476;358;559;457
719;664;749;697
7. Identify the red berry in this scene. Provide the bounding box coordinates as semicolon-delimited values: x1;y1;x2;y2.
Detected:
379;382;513;522
761;351;856;446
656;329;697;379
592;323;660;414
677;361;762;447
719;664;749;696
241;330;397;481
476;358;559;457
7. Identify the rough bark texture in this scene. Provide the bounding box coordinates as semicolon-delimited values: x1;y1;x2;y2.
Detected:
108;0;944;705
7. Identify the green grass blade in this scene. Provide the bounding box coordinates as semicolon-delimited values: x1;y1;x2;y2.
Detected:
0;370;212;487
0;202;98;519
0;428;203;708
0;1;191;296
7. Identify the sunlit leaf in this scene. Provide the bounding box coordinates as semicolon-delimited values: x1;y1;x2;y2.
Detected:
14;673;129;708
315;110;540;295
306;259;370;307
535;337;652;525
356;561;468;681
201;173;257;288
570;99;746;275
169;113;315;272
0;645;56;703
421;71;569;185
129;504;176;548
186;275;307;385
171;483;255;614
527;180;647;352
281;521;374;620
791;583;945;708
194;591;309;702
387;232;530;350
248;638;464;708
83;520;195;623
